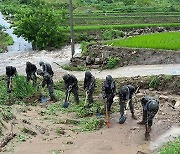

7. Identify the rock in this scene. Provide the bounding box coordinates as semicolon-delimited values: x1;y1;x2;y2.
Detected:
136;93;144;98
91;65;101;69
174;100;180;108
159;95;169;101
94;58;102;65
86;56;94;65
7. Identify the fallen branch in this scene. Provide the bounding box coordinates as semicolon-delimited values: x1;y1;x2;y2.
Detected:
0;132;16;151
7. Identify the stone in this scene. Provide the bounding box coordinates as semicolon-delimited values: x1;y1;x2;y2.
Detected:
91;65;101;69
159;95;169;101
136;93;144;98
94;58;102;65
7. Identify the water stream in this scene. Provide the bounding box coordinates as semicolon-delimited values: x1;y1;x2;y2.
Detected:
0;12;32;52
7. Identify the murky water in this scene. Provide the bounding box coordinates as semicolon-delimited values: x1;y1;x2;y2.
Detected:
150;126;180;151
0;12;32;52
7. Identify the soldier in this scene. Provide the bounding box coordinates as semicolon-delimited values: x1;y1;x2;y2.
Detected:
6;66;17;93
42;72;56;101
102;75;116;112
137;96;159;141
83;71;95;107
25;61;37;85
118;85;137;124
39;61;54;77
63;74;79;104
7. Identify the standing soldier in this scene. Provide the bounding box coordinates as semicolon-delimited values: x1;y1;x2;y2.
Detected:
39;61;54;77
63;74;79;104
6;66;17;93
25;61;37;85
137;96;159;141
102;75;116;112
118;85;137;124
42;72;56;101
83;71;95;107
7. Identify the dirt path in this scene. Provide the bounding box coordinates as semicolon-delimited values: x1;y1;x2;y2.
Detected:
0;45;180;81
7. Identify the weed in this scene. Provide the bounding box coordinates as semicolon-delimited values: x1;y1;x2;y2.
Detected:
148;76;160;89
164;75;173;81
107;57;121;69
17;134;27;142
55;127;66;135
73;117;105;132
159;136;180;154
61;64;88;71
21;127;37;136
13;75;38;99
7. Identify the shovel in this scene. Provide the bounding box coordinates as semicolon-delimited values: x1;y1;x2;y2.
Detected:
41;88;47;104
63;87;71;108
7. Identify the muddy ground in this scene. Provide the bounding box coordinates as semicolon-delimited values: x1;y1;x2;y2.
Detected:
0;87;180;154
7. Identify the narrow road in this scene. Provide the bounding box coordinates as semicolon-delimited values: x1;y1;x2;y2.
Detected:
0;44;179;80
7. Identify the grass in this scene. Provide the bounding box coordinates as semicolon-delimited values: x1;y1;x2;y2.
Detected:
159;136;180;154
105;32;180;51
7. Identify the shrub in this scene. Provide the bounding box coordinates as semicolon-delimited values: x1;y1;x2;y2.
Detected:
107;57;121;69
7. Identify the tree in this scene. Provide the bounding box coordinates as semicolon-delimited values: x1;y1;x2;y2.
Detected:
13;1;67;50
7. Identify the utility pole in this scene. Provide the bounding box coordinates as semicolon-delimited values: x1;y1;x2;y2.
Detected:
69;0;75;58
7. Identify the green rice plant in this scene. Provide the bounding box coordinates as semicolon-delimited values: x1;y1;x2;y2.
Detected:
105;32;180;50
107;57;121;69
159;136;180;154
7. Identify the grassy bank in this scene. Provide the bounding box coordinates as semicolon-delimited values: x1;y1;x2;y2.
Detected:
105;32;180;50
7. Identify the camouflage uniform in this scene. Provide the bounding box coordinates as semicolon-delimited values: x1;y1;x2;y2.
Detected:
84;71;95;106
63;74;79;103
26;61;37;85
6;66;17;93
102;75;116;112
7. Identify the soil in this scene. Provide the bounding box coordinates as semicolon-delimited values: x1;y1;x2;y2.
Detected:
0;89;179;154
71;44;180;69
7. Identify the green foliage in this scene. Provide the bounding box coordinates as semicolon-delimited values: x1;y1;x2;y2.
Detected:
102;29;125;40
73;117;105;132
105;32;180;50
159;136;180;154
13;75;38;99
61;64;88;71
0;30;14;53
0;106;15;122
107;57;121;69
81;41;90;55
0;80;9;105
148;76;160;89
121;0;135;6
17;134;27;142
13;2;68;50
